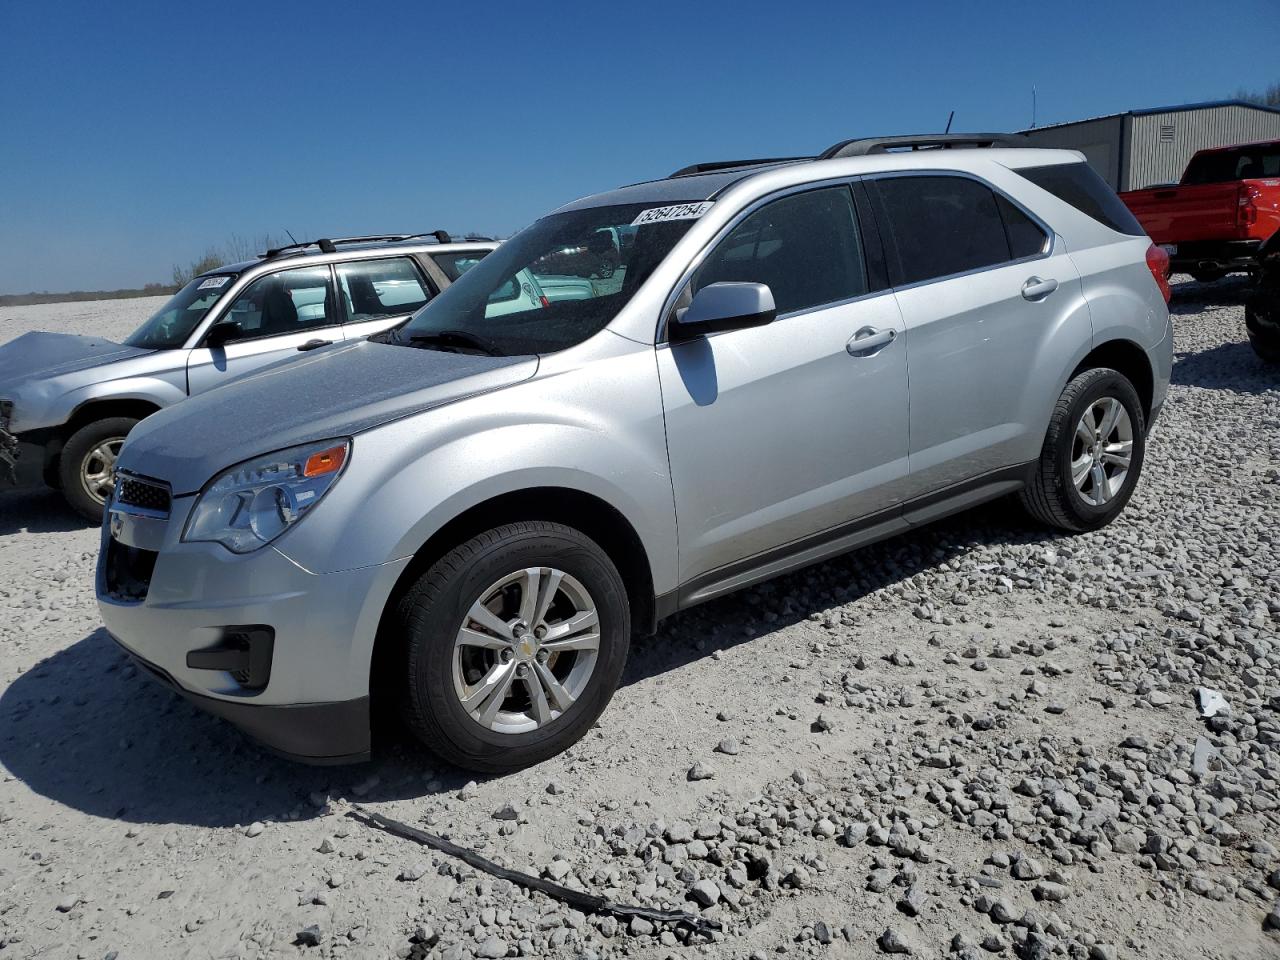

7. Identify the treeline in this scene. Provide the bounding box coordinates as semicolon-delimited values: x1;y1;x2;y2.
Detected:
1235;81;1280;107
171;233;285;286
0;283;175;307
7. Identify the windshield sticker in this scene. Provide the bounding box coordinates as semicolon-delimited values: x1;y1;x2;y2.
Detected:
631;201;714;227
197;276;230;290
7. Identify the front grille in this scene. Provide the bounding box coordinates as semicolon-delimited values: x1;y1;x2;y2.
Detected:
116;475;171;515
103;538;158;602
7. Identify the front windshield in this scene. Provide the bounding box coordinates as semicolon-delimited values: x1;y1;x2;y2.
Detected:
398;202;701;355
124;274;238;349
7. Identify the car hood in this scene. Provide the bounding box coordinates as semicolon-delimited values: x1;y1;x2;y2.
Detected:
117;339;538;494
0;332;153;387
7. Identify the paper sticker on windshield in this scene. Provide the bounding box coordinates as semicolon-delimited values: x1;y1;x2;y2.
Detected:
197;276;230;290
631;201;714;227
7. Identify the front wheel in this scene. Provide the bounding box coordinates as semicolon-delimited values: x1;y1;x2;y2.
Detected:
1020;368;1146;532
58;417;138;522
396;521;630;772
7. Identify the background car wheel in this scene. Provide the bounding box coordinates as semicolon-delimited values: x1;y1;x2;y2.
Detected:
58;417;138;522
1248;334;1280;365
1189;267;1227;284
396;520;630;773
1020;368;1146;533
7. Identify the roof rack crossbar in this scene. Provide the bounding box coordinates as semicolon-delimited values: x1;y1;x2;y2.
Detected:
262;231;456;258
819;133;1031;160
668;157;810;178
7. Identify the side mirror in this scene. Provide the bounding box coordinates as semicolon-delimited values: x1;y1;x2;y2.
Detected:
669;282;776;341
204;320;243;348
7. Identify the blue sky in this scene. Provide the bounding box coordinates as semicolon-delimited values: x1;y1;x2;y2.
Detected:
2;0;1277;293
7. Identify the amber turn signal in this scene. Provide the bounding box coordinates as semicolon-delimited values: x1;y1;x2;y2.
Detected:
303;444;348;478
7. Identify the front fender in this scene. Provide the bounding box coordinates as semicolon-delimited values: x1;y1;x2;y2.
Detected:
275;346;677;595
7;368;187;433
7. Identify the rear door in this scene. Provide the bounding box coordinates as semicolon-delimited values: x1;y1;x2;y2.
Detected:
866;173;1085;505
657;184;911;588
186;264;345;395
335;256;434;341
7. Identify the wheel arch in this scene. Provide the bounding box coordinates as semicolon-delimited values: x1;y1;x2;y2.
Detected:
368;486;659;713
41;397;165;486
1070;338;1154;423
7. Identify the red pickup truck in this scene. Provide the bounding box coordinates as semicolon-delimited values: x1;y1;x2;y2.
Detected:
1119;139;1280;282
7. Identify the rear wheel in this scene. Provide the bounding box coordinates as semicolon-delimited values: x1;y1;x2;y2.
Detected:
396;521;630;772
1020;368;1146;532
1189;267;1227;284
58;417;138;522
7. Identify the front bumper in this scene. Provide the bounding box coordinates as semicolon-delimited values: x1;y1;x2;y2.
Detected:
113;635;372;764
97;491;410;764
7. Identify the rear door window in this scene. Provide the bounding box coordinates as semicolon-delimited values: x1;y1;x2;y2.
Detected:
996;195;1050;260
869;176;1013;286
1016;161;1145;236
691;186;868;316
336;257;431;322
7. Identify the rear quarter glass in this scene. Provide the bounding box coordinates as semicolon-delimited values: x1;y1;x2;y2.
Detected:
1016;163;1146;236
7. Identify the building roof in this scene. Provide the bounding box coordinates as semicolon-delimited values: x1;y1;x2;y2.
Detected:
1021;99;1280;133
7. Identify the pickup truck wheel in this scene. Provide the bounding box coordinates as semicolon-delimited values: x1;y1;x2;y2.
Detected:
1019;368;1146;533
1189;267;1228;284
58;417;138;522
396;521;630;773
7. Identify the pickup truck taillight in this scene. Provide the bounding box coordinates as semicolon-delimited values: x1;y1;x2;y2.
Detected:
1238;183;1260;228
1145;243;1171;303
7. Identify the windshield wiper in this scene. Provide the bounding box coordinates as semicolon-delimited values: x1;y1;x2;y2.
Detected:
408;329;504;357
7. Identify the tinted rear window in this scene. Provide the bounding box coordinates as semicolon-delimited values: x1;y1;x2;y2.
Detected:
870;176;1013;286
1182;146;1280;184
1017;162;1145;236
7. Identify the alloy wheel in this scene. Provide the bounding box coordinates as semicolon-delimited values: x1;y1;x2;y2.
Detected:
80;438;124;504
1070;397;1133;507
451;567;600;735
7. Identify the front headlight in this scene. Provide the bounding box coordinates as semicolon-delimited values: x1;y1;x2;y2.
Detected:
182;438;350;553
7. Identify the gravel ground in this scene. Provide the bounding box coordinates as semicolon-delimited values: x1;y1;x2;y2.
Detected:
0;279;1277;960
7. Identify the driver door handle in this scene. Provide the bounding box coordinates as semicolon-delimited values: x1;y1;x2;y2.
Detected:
846;326;897;356
297;339;333;352
1021;276;1059;301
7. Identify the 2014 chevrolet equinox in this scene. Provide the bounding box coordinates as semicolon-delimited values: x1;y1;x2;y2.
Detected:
98;134;1174;772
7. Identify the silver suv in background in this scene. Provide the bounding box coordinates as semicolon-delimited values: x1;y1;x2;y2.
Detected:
98;134;1173;772
0;233;497;519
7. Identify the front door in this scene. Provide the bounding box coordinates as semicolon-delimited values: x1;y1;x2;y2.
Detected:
186;264;345;395
657;185;911;588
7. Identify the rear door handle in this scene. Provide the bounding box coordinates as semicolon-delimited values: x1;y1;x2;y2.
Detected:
297;339;333;352
1021;276;1059;301
846;326;897;356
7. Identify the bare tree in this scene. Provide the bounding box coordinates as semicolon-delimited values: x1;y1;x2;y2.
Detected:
1235;82;1280;107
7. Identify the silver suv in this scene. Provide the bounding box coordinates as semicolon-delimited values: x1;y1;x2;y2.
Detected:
0;233;497;520
98;135;1173;772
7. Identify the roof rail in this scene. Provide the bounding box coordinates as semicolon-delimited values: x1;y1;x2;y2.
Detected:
668;157;809;178
819;133;1031;160
262;231;455;259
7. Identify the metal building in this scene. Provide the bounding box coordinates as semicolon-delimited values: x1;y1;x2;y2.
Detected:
1019;99;1280;191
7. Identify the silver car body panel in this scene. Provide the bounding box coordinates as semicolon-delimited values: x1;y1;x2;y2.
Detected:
116;340;536;494
98;148;1173;759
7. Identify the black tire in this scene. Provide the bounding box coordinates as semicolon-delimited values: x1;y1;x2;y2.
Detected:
396;521;630;773
1189;267;1227;284
1249;333;1280;365
58;417;138;522
1020;368;1146;533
